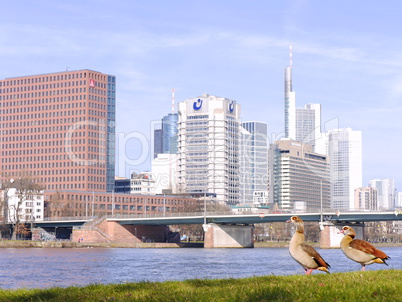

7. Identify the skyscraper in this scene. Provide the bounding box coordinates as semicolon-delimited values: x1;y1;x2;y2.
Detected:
0;69;116;192
284;60;296;140
368;179;395;210
153;128;163;159
295;103;321;150
162;113;178;154
240;121;268;204
284;48;322;152
327;128;362;210
177;94;241;204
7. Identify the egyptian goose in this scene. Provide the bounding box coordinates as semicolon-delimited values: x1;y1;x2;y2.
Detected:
286;216;330;275
339;226;390;271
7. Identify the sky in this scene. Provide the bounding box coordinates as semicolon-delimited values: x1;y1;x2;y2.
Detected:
1;1;401;190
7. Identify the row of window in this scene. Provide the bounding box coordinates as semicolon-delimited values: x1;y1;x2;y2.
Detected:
0;71;105;86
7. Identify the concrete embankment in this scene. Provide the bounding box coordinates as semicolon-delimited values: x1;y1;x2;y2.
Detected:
0;240;183;248
0;240;400;248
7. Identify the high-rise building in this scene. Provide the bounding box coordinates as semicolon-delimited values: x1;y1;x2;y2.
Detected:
284;49;322;152
295;103;321;150
368;179;395;210
177;94;241;205
268;139;330;210
327;128;362;210
162;113;178;154
153;129;163;159
354;187;378;211
284;63;296;140
0;69;116;192
240;121;268;204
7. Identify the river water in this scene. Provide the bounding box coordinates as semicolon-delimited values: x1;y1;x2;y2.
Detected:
0;247;401;289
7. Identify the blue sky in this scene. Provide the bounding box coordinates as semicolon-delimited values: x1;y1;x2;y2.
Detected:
1;1;401;189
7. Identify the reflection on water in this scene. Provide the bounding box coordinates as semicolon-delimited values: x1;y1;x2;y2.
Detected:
0;247;401;289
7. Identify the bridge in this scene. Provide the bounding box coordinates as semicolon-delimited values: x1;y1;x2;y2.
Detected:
35;209;402;226
33;209;402;248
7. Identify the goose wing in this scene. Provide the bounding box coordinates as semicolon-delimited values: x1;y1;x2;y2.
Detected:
349;239;389;259
301;243;330;268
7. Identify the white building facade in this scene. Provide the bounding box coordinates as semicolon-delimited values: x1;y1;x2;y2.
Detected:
130;172;157;195
240;121;268;204
327;128;362;210
295;103;321;151
177;94;241;205
5;188;44;223
151;153;178;194
354;187;378;211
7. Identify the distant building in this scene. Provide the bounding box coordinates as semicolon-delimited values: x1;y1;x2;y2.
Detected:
397;192;402;208
151;153;177;194
283;50;322;153
44;190;196;218
177;94;241;205
296;103;321;151
354;187;378;211
368;179;395;210
240;121;268;204
130;172;156;195
327;128;362;210
153;129;163;159
162;113;178;154
253;191;269;204
153;113;178;159
114;177;131;194
3;188;44;223
268;139;330;210
284;62;296;140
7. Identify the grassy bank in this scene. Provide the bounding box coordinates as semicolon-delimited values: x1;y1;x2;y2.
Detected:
0;270;401;302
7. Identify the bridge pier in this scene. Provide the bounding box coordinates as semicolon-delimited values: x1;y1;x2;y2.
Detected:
320;222;364;248
203;223;254;248
72;220;178;244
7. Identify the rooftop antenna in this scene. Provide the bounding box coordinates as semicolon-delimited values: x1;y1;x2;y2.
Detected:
289;44;293;68
171;88;175;113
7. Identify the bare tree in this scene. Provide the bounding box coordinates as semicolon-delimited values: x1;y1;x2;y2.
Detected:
1;176;43;240
44;191;75;218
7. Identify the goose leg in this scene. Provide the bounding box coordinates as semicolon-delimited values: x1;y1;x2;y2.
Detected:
305;269;314;275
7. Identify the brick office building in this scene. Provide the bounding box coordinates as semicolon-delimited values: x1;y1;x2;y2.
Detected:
0;70;198;221
44;191;195;218
0;69;116;192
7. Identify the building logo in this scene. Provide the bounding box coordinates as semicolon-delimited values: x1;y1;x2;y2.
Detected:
228;101;235;113
193;99;203;110
89;79;96;87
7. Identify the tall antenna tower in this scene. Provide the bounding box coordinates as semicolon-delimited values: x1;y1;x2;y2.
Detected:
289;44;293;68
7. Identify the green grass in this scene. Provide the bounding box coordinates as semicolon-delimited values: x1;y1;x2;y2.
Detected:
0;270;401;302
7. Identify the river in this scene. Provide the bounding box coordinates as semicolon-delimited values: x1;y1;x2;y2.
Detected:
0;247;401;289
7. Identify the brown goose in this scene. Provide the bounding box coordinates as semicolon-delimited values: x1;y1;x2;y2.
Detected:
339;226;390;271
286;216;330;275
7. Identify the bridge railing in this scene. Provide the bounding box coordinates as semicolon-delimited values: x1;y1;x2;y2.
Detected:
105;208;401;220
36;208;402;222
41;216;97;222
